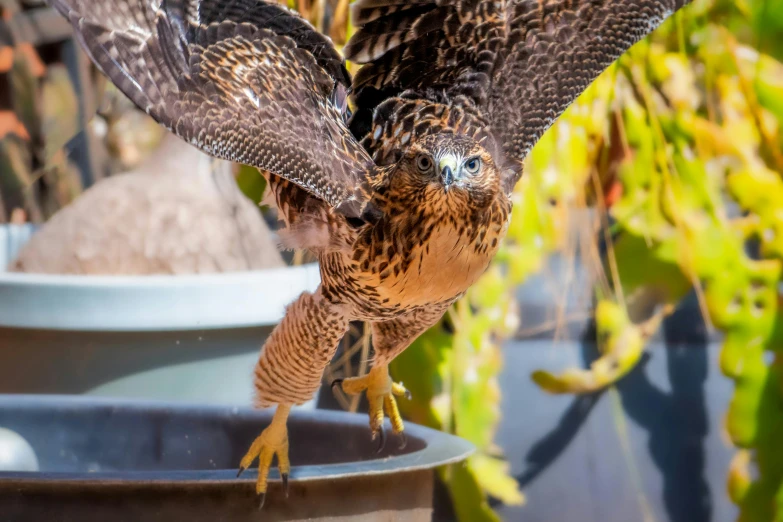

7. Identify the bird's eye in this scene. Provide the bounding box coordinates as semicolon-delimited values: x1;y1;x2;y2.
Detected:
464;157;481;174
416;154;433;173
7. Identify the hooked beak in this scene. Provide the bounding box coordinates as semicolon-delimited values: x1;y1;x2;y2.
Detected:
439;155;457;190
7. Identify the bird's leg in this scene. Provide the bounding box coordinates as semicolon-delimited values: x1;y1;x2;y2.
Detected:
333;307;449;450
334;364;411;450
239;288;349;508
237;404;291;509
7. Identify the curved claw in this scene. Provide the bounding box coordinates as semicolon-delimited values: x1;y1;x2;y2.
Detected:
337;368;408;455
330;379;344;394
239;405;291;510
391;382;412;401
282;473;289;499
374;425;387;454
397;431;407;450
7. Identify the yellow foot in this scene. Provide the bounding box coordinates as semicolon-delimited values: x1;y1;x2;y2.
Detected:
331;365;410;451
237;404;291;509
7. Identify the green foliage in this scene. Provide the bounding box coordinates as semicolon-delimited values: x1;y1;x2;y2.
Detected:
532;300;650;394
236;164;268;207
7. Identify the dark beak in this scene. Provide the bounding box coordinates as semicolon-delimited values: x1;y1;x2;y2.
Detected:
441;166;454;188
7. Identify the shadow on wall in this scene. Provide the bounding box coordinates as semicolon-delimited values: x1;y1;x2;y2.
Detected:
614;297;711;522
493;291;731;522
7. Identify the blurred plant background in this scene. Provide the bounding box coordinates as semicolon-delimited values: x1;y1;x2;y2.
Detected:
0;0;166;224
2;0;783;520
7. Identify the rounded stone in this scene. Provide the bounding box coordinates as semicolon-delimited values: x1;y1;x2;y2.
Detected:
0;428;39;472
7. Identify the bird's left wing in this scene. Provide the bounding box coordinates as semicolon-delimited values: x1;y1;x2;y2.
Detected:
346;0;691;192
50;0;377;218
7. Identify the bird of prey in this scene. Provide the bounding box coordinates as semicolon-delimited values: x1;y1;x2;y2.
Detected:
51;0;691;507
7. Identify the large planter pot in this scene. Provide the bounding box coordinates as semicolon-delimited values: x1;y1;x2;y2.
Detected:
0;225;320;407
0;395;473;521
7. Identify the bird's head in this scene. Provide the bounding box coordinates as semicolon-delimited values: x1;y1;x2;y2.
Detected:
390;134;501;210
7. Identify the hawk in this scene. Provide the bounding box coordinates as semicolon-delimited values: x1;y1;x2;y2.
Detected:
51;0;691;507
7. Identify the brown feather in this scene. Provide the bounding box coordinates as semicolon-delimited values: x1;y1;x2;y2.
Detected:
347;0;692;191
51;0;377;220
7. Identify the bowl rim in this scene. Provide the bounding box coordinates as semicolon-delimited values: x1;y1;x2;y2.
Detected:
0;263;321;332
0;395;474;484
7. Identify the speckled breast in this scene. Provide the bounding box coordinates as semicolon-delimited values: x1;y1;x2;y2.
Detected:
320;199;511;320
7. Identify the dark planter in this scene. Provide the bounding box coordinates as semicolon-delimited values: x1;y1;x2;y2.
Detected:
0;395;473;521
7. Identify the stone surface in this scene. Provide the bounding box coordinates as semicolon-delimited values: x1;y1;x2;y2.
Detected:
11;135;283;275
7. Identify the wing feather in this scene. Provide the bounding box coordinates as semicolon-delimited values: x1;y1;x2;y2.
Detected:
51;0;375;218
346;0;691;191
492;0;690;188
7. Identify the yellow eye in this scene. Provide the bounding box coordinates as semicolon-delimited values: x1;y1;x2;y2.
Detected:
464;157;481;174
416;154;433;173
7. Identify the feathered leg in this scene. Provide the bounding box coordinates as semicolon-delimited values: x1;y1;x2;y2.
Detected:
334;305;448;450
238;288;349;507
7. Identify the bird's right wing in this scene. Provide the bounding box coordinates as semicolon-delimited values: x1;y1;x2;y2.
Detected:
50;0;378;218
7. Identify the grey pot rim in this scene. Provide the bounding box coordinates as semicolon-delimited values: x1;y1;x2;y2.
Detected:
0;394;474;484
0;264;321;332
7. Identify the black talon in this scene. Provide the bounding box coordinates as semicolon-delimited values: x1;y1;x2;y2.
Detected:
330;379;344;394
236;466;246;478
282;473;289;498
257;492;266;510
397;432;407;450
404;390;412;400
375;425;387;454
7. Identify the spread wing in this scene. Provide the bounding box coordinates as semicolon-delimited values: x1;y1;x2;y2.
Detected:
50;0;376;218
346;0;691;190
